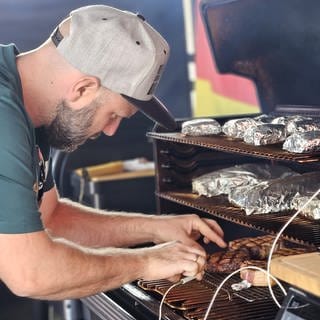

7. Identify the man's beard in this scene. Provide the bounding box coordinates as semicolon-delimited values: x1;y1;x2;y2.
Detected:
45;99;100;152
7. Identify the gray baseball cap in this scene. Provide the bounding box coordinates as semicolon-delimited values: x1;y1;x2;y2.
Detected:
51;5;177;130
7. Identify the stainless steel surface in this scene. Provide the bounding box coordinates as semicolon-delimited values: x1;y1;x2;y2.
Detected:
82;283;186;320
81;292;136;320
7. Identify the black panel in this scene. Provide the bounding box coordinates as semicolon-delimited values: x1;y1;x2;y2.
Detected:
201;0;320;113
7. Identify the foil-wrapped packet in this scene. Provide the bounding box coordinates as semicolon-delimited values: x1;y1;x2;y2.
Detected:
286;119;320;135
181;118;221;136
229;172;320;215
192;163;297;197
231;279;252;291
283;131;320;153
291;194;320;220
243;124;287;146
222;118;258;139
271;115;309;126
254;114;277;124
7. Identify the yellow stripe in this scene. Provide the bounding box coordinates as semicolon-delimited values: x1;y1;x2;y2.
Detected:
194;79;260;117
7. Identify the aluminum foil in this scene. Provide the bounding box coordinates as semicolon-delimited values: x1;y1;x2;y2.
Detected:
286;119;320;135
192;163;297;197
283;131;320;153
228;171;320;215
271;115;309;126
243;124;287;146
222;118;258;139
254;114;277;124
231;280;252;291
181;118;221;136
291;194;320;220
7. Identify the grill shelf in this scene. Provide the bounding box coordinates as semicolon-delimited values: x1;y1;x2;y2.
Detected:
147;132;320;163
138;273;285;320
150;130;320;247
157;189;320;247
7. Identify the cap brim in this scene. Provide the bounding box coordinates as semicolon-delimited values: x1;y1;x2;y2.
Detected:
121;94;177;131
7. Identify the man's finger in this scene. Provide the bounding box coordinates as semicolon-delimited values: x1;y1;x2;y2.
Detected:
194;218;227;248
202;218;225;237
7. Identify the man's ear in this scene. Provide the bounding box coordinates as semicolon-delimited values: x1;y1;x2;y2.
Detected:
67;76;100;108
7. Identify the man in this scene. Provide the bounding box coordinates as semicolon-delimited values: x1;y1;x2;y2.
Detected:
0;5;226;300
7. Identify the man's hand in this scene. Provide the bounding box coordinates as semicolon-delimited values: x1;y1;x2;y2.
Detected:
139;240;207;282
150;214;227;251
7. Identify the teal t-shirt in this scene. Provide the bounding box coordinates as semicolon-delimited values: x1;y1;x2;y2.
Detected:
0;44;51;233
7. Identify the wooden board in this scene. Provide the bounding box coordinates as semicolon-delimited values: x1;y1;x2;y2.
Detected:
271;252;320;297
89;169;155;182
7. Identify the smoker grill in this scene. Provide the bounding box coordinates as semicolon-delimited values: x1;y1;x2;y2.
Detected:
80;0;320;319
81;114;320;320
81;114;319;320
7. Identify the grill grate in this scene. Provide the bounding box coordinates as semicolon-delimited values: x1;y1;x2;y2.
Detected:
138;273;284;320
158;190;320;246
147;132;320;163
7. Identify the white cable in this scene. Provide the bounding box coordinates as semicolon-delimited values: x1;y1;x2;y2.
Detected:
158;276;195;320
266;186;320;307
203;266;286;320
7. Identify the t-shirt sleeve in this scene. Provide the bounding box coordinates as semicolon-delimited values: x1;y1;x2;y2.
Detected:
0;94;44;233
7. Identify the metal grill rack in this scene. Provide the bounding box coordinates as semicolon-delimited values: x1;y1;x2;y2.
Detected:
138;272;285;320
150;130;320;247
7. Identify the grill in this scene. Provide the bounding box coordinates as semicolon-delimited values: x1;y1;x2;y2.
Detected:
80;0;320;319
81;119;320;320
138;273;284;320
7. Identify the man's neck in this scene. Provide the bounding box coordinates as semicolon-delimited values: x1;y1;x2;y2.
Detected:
16;48;56;128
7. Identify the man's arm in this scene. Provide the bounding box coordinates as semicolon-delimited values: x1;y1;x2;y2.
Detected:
41;187;166;248
0;231;204;300
40;187;226;249
2;186;224;300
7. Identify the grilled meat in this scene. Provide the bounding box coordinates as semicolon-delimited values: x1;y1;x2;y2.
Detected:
228;234;282;259
205;249;250;273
